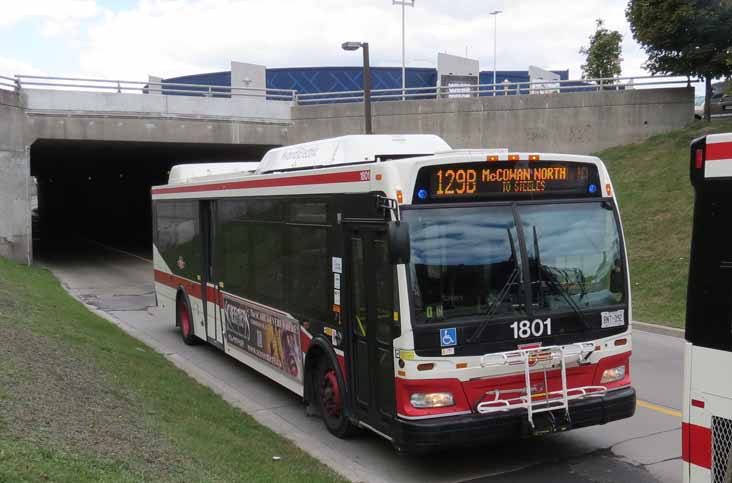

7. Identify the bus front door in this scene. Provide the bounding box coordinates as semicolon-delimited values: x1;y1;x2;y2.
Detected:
346;225;396;435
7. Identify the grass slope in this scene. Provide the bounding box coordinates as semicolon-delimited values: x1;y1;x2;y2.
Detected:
0;258;343;483
598;119;732;328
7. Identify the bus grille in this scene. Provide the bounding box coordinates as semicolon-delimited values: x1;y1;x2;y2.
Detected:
713;416;732;483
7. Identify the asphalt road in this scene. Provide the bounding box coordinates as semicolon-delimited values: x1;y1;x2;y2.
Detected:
42;242;684;483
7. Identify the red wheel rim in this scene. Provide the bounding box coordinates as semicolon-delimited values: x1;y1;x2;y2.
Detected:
180;300;190;336
320;369;342;418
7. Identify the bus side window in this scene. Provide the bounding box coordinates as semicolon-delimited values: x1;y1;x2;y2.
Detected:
288;225;329;322
223;222;251;296
251;223;284;305
155;200;201;281
217;199;252;298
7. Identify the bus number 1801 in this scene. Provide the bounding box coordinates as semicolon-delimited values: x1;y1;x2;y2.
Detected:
510;318;552;339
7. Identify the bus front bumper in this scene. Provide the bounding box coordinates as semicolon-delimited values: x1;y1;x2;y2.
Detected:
391;386;636;453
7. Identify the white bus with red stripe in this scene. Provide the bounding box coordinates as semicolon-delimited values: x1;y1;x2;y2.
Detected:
683;132;732;481
152;134;635;452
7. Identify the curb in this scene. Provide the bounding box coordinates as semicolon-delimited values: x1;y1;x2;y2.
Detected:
56;283;386;483
633;321;685;339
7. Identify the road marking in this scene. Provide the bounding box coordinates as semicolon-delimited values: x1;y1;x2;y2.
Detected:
637;399;682;418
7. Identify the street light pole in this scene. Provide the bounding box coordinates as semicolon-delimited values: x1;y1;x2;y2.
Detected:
362;43;372;134
489;10;502;96
342;41;373;134
392;0;415;100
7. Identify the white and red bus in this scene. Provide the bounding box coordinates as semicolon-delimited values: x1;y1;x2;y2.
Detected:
683;132;732;481
151;134;635;452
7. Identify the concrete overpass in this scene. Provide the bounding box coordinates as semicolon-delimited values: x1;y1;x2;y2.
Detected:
0;85;292;262
0;75;694;264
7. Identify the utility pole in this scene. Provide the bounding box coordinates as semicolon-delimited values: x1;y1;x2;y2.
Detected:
489;10;502;96
393;0;415;100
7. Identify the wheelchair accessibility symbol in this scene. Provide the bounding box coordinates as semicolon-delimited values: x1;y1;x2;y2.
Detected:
440;328;457;347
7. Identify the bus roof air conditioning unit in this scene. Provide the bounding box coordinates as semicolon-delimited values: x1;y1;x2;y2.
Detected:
168;162;260;184
256;134;451;174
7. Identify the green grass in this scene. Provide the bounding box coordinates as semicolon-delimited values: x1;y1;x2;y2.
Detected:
0;257;344;483
598;118;732;328
0;440;144;483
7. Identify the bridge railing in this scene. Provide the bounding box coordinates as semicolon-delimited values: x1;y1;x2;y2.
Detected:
13;75;297;101
0;75;18;92
2;73;695;104
295;75;696;105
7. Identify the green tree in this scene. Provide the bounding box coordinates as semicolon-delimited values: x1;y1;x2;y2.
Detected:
580;19;624;83
626;0;732;121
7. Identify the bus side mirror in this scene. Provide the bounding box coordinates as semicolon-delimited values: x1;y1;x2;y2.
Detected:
610;267;624;294
388;221;410;265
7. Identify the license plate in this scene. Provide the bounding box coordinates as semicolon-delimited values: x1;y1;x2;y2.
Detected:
601;310;625;328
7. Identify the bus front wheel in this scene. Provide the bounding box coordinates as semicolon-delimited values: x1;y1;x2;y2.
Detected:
316;358;358;438
177;295;202;346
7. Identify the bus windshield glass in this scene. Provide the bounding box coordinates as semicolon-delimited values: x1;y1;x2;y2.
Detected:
404;201;625;324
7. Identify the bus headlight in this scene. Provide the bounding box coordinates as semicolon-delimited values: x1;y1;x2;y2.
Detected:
410;392;455;408
600;365;626;384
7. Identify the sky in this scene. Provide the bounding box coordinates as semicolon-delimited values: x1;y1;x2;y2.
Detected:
0;0;689;87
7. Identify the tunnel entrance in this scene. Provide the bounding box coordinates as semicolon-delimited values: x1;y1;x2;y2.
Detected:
31;139;275;260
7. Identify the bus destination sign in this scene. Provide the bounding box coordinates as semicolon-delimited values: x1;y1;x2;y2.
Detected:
415;161;601;202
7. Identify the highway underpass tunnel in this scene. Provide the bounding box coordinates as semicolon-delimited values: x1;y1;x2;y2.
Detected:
30;140;275;260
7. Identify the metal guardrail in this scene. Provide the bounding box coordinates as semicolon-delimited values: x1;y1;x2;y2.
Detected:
0;73;696;104
296;75;697;104
0;75;18;91
14;75;297;101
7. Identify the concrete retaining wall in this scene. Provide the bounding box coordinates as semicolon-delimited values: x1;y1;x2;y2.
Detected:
288;87;695;154
0;90;30;263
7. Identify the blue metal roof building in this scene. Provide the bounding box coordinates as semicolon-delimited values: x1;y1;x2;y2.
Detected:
162;67;571;97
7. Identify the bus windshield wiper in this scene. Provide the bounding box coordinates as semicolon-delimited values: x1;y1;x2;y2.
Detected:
468;228;522;343
531;226;590;330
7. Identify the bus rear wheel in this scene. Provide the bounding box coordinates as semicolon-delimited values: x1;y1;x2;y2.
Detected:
316;358;358;438
177;296;201;346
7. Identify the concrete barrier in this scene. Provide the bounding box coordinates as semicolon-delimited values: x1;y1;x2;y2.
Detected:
21;89;292;146
288;87;694;154
0;90;30;262
24;89;292;122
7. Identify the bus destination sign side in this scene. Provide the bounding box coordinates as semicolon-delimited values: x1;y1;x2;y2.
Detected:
417;161;600;202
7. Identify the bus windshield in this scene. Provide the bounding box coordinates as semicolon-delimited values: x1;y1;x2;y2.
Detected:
404;201;625;324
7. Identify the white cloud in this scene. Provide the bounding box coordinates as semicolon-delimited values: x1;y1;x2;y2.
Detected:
0;56;47;77
8;0;663;83
81;0;642;78
0;0;100;38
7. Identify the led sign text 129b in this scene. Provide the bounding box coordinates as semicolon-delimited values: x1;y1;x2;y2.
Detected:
424;162;596;200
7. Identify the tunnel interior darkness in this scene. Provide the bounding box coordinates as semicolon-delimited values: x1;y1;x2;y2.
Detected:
31;140;274;259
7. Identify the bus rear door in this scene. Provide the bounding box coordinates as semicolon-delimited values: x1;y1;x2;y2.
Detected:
200;200;224;349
